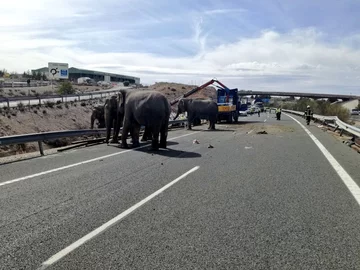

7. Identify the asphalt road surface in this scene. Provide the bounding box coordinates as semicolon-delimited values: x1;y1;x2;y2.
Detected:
1;112;360;270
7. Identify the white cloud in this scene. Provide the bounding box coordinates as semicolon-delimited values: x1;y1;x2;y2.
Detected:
203;8;247;15
0;0;359;94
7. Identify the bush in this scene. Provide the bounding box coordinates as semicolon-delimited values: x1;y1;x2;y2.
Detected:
17;102;25;111
285;98;350;122
65;103;69;109
58;81;75;95
44;138;71;147
20;91;26;96
31;89;36;93
80;101;86;107
33;110;38;114
11;111;17;116
45;101;55;108
56;104;63;109
42;109;47;114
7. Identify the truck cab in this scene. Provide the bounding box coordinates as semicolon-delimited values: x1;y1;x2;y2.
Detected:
216;88;239;123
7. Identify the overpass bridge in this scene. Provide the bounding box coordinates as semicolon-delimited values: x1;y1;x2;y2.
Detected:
238;90;360;102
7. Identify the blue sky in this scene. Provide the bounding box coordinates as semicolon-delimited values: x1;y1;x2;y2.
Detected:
1;0;360;94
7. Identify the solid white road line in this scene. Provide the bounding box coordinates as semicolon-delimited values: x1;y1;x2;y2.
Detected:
0;132;200;188
38;166;200;269
285;113;360;206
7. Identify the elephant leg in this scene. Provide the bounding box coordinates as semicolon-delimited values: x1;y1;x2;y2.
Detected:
120;120;130;149
113;117;122;143
105;116;112;144
141;126;151;142
151;126;160;151
159;121;168;149
110;118;119;144
186;119;192;130
131;123;141;148
211;121;216;130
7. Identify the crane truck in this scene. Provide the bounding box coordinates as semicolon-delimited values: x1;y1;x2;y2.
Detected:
170;79;240;124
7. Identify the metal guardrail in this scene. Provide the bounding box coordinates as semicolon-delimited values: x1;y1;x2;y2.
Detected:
0;120;188;156
283;109;360;138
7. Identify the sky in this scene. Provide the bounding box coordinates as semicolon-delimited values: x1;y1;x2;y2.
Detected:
1;0;360;94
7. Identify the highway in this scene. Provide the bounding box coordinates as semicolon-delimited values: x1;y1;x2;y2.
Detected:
1;113;360;269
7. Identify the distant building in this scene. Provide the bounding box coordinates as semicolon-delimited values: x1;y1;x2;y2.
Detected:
32;67;140;84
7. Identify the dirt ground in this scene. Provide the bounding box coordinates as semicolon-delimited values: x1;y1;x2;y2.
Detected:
0;99;99;157
0;82;217;157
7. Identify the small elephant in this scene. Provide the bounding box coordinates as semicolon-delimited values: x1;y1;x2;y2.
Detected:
115;90;171;150
104;95;121;144
174;98;218;130
90;105;105;129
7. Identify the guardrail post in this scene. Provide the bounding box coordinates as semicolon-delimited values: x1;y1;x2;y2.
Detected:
339;129;344;137
6;98;10;108
77;95;81;101
334;126;338;132
38;141;44;156
61;96;64;103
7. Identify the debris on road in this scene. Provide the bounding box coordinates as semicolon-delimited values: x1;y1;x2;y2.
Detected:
257;130;268;134
193;139;200;144
245;146;253;149
208;144;214;148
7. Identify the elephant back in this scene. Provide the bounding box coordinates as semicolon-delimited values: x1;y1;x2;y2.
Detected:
125;90;170;124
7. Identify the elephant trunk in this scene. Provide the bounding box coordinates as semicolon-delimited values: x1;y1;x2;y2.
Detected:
90;114;95;129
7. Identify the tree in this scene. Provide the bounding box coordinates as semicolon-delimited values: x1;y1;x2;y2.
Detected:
31;71;36;80
0;69;7;77
35;71;42;80
58;81;75;95
42;73;47;81
23;71;27;78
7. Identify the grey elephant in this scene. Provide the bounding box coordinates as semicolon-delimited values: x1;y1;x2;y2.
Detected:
104;95;120;144
174;98;218;130
90;105;105;129
115;90;171;150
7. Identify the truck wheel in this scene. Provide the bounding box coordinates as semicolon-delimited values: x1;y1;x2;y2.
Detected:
226;115;233;124
233;111;239;123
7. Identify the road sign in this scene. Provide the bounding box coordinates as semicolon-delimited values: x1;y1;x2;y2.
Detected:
48;62;69;80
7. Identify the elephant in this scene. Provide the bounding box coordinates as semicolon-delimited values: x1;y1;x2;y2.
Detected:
174;98;218;130
115;90;171;150
104;94;152;144
90;105;105;129
104;95;120;144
